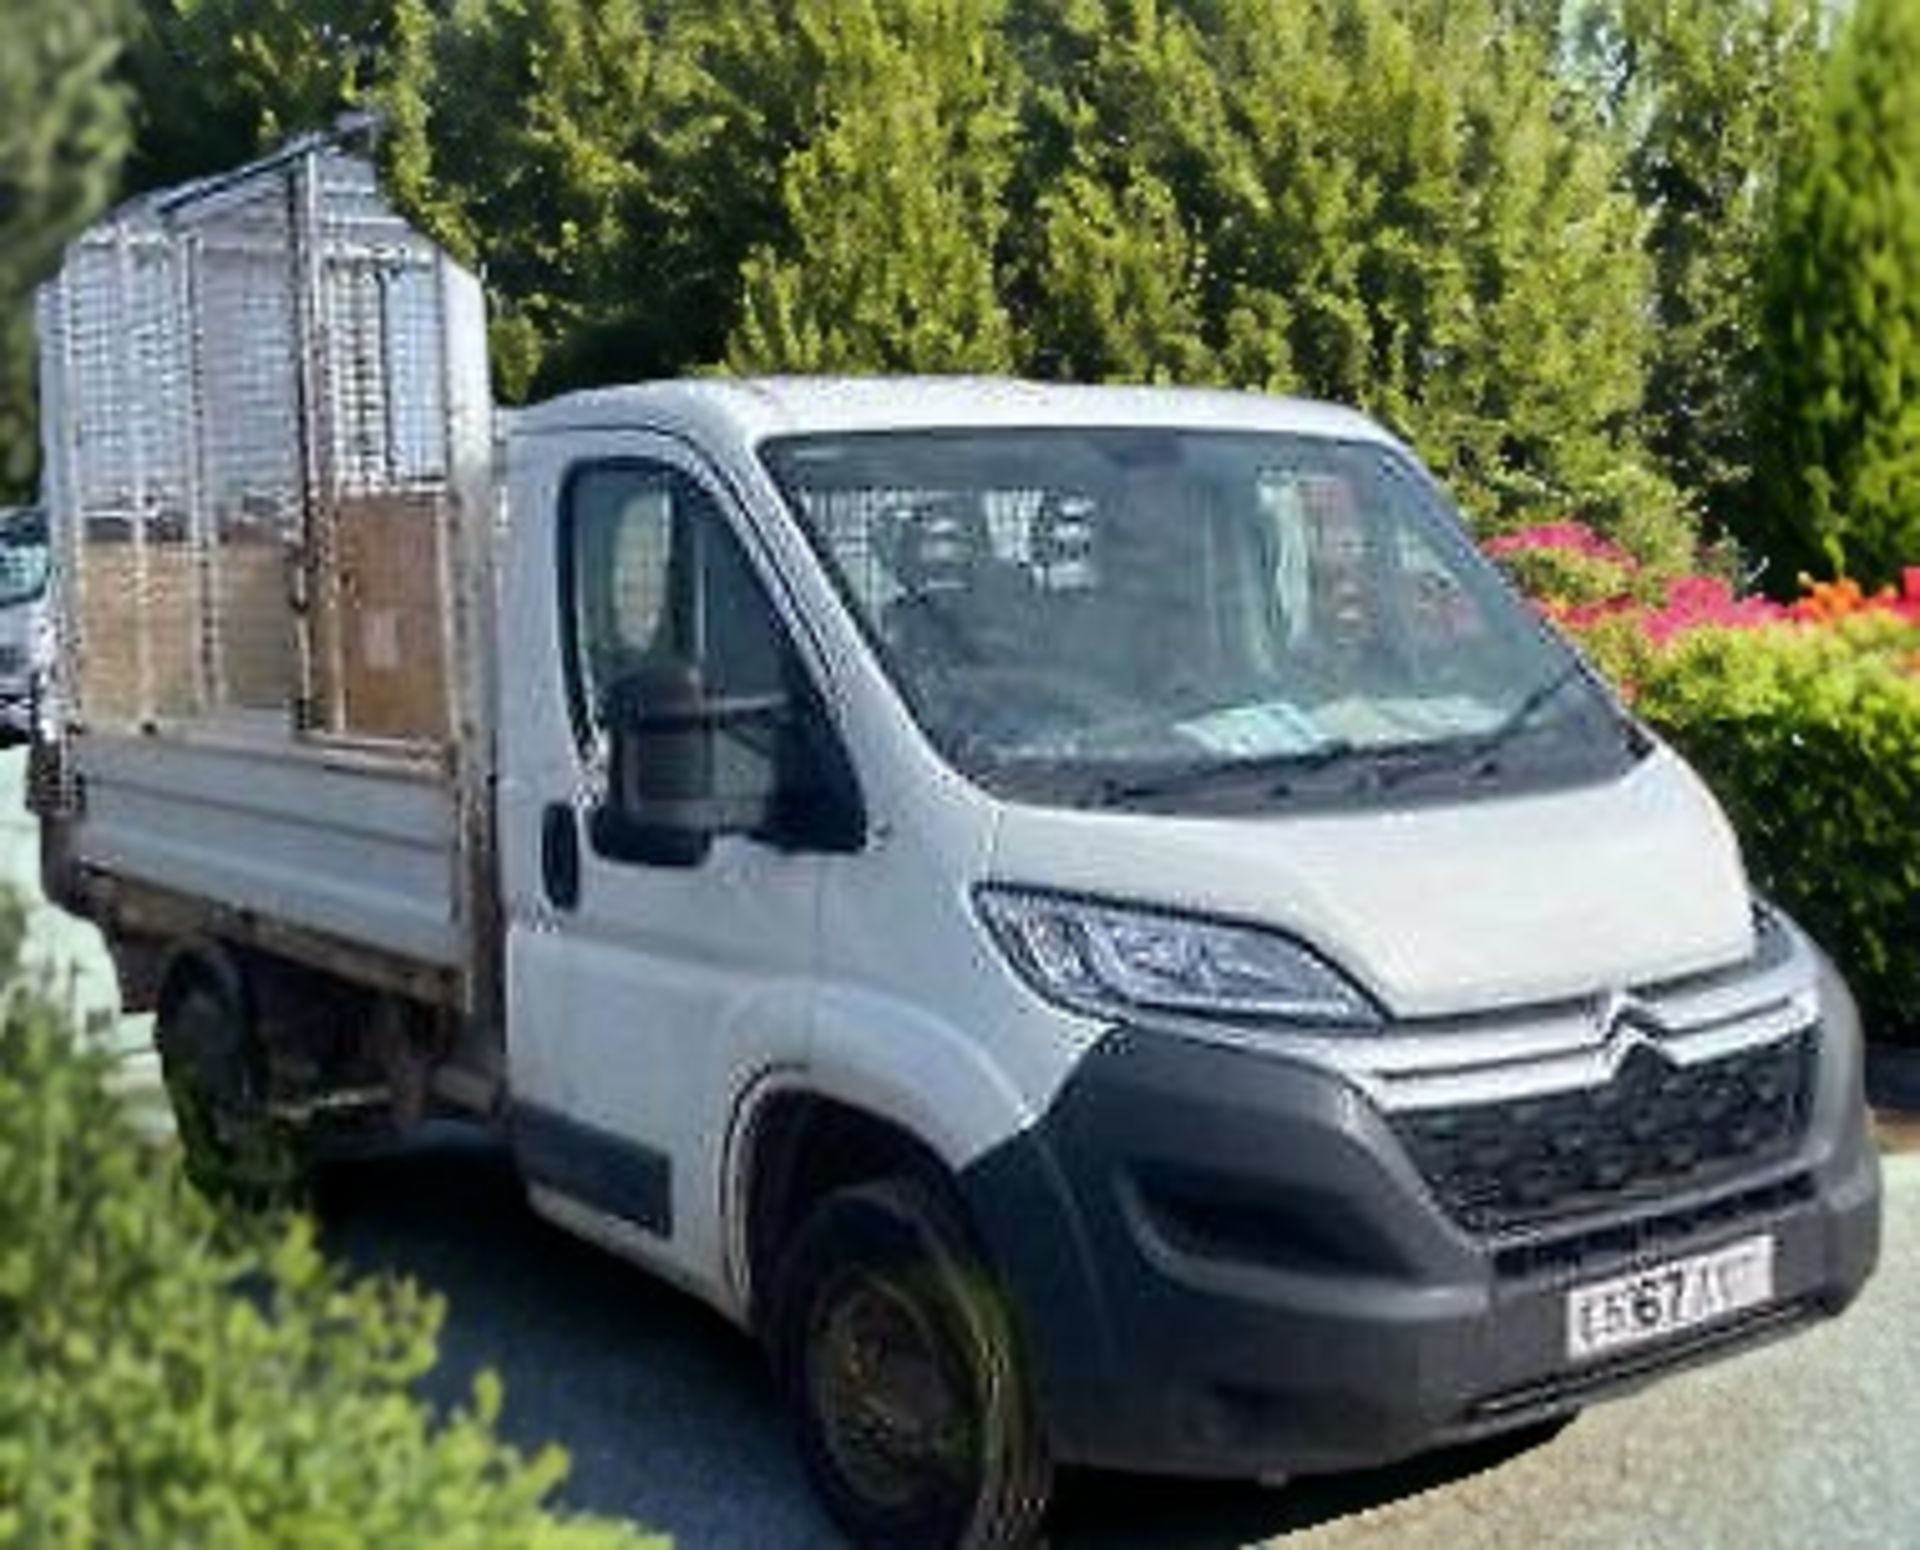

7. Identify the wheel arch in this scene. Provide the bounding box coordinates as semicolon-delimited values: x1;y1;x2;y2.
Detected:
725;992;1061;1310
727;1077;1113;1460
731;1084;964;1334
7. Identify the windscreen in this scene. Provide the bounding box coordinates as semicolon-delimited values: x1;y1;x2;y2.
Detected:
763;429;1638;810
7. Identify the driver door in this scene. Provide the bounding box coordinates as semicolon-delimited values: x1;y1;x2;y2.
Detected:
508;442;833;1295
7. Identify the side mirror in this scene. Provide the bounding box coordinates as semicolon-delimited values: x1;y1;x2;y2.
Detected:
590;656;789;868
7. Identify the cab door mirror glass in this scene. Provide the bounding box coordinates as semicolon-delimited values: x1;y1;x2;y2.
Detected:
592;655;789;868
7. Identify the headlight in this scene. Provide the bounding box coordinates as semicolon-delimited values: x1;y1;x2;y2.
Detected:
975;886;1381;1027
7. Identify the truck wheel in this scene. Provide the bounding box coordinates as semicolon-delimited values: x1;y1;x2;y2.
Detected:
771;1178;1052;1550
156;971;305;1201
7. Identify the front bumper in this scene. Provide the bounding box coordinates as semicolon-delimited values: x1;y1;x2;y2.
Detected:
961;961;1881;1479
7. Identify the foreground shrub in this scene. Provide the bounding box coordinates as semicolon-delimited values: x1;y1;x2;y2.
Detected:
0;964;662;1550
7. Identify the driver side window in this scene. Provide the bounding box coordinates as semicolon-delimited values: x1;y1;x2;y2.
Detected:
565;461;789;765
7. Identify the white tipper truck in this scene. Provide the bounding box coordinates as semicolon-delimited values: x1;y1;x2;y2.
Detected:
32;133;1879;1548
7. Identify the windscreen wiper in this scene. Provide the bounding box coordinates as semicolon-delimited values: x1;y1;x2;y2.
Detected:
1092;738;1362;807
1376;661;1589;789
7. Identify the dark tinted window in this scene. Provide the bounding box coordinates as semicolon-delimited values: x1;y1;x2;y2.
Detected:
564;462;790;792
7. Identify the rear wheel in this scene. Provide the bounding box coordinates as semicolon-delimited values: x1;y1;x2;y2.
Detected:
771;1178;1052;1550
155;967;306;1201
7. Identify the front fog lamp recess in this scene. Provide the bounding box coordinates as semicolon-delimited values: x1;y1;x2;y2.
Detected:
976;887;1380;1026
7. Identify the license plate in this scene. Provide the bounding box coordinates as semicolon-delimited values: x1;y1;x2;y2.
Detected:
1566;1234;1775;1363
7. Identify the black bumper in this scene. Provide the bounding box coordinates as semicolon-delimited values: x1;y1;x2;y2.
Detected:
960;989;1881;1479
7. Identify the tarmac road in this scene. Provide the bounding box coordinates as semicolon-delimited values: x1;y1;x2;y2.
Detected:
316;1135;1920;1550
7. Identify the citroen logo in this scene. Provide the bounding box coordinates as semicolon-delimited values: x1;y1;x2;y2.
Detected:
1595;990;1668;1075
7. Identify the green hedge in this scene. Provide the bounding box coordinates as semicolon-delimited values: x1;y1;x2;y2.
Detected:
0;913;664;1550
1581;619;1920;1043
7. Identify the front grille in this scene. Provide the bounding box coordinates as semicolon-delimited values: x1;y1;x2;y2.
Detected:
1393;1028;1818;1234
0;644;26;675
1492;1173;1815;1282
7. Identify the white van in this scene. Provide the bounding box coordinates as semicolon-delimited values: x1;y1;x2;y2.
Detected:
34;140;1879;1549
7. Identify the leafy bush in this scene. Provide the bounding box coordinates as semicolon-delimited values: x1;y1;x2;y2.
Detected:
1631;625;1920;1044
1487;520;1920;1042
1482;521;1655;607
0;936;663;1550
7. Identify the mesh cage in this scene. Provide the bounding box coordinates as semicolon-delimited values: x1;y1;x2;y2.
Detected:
193;179;302;717
39;143;468;747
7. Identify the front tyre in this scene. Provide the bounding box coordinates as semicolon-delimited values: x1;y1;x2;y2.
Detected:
772;1178;1052;1550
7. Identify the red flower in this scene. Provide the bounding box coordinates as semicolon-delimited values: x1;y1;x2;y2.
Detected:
1483;520;1637;568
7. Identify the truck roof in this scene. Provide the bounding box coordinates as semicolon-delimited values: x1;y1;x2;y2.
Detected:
506;376;1401;451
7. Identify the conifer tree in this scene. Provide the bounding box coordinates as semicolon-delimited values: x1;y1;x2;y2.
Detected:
96;0;1754;563
429;0;698;397
1756;0;1920;585
125;0;393;186
726;0;1017;374
1;0;132;501
1012;0;1676;547
1575;0;1825;530
1030;163;1219;382
1008;0;1243;384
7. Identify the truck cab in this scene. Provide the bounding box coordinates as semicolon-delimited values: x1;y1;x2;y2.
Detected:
31;141;1879;1550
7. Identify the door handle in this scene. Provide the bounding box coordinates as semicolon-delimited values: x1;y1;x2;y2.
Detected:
541;802;581;911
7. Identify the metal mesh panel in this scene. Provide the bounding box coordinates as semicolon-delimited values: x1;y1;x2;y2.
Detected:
793;486;1049;623
58;229;200;724
304;158;453;740
311;155;448;495
134;319;203;721
193;195;302;517
64;243;132;517
323;258;448;491
43;145;465;745
186;182;301;714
